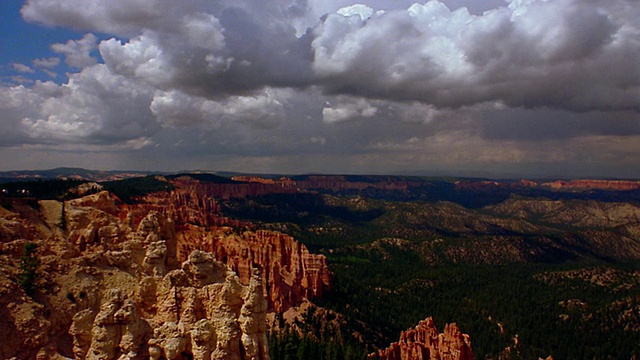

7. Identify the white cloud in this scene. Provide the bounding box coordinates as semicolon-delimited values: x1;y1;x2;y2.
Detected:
337;4;374;20
22;0;170;36
182;12;226;50
312;0;639;111
151;88;286;129
1;64;158;145
323;97;377;123
12;63;35;73
41;69;58;78
32;57;60;69
20;0;640;113
99;34;174;86
51;33;98;69
391;102;442;124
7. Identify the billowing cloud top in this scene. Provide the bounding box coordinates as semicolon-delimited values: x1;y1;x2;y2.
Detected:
1;0;639;176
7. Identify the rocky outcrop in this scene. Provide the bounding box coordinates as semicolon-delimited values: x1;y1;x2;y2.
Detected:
231;176;296;188
79;290;151;360
120;181;332;313
541;179;640;191
181;175;422;198
295;175;422;192
0;179;331;358
371;317;473;360
177;227;331;313
171;176;297;200
0;260;54;359
0;194;272;360
66;249;271;360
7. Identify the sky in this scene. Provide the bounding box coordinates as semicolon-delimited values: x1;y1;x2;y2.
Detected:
0;0;639;178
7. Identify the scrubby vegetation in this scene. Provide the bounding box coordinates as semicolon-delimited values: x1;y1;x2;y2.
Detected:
101;176;174;203
167;173;238;184
223;188;640;359
18;243;39;297
0;179;87;200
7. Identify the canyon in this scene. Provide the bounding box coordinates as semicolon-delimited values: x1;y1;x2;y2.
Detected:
2;172;640;359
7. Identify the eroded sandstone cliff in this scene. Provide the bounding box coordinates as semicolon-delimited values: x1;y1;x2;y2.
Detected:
118;179;332;313
541;179;640;191
0;192;273;359
371;317;474;360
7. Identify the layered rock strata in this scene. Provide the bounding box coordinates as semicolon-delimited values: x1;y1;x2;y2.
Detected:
541;179;640;191
178;228;332;312
118;182;332;313
0;193;272;359
371;317;474;360
68;250;270;360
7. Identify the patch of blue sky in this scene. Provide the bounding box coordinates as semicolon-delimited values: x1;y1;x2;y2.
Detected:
0;1;106;85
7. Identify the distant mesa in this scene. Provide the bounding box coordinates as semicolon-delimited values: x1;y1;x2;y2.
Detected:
540;179;640;191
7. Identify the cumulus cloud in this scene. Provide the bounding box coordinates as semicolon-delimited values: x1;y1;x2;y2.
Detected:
3;0;639;176
100;34;173;86
336;4;375;20
22;0;639;112
22;0;174;36
1;64;158;146
312;0;640;111
151;88;286;129
322;97;378;123
51;33;98;69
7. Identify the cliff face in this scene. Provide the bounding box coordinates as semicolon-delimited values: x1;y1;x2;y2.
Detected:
541;179;640;191
295;175;421;192
70;250;270;360
118;179;332;313
172;176;297;199
178;228;331;313
227;175;425;194
0;181;333;358
0;193;271;359
371;317;474;360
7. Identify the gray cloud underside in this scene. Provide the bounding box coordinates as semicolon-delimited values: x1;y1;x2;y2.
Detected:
0;0;639;175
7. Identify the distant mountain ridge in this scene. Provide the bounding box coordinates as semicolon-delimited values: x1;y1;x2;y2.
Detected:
3;167;640;183
0;167;162;182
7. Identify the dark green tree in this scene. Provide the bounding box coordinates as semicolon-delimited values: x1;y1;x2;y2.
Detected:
59;202;66;231
18;243;39;297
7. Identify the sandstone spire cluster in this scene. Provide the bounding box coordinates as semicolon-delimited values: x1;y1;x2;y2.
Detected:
371;317;474;360
0;190;280;359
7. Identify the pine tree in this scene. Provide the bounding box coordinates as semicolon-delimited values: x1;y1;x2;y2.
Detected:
18;243;39;297
59;202;67;230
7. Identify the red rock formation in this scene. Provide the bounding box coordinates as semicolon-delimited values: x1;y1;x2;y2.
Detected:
454;180;506;191
296;175;422;192
371;317;474;360
454;179;539;191
115;180;332;314
177;228;331;313
541;179;640;191
517;179;539;187
172;176;297;199
228;175;426;193
231;176;297;188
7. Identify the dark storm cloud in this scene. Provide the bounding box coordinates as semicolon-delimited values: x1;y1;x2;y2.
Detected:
478;109;640;141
